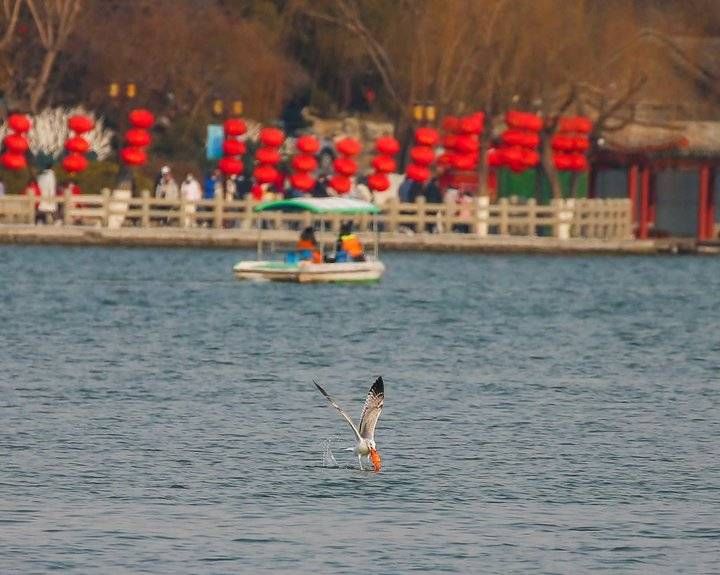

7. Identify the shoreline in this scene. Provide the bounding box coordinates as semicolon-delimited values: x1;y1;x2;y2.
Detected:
0;224;709;255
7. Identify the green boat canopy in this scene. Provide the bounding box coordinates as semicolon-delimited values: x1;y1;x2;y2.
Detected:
254;197;381;215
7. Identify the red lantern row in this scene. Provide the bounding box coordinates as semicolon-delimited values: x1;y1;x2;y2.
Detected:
366;135;399;192
252;126;284;184
289;134;320;193
218;118;247;176
121;109;154;167
329;136;361;194
1;114;31;172
62;114;94;174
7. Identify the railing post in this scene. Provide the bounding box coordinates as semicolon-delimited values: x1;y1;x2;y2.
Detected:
242;199;254;230
527;198;537;236
26;193;35;224
416;196;426;233
498;197;509;235
475;195;489;236
213;191;224;229
554;198;574;239
62;188;72;226
179;193;187;228
141;190;150;227
101;189;111;228
387;198;399;233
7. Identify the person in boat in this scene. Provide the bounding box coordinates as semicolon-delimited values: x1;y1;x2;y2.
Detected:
295;226;323;263
335;221;366;262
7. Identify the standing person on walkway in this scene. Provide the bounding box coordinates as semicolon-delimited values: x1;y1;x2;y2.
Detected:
155;166;178;225
155;166;179;200
37;166;57;224
180;172;202;227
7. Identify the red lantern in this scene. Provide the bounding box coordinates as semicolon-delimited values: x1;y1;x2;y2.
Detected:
371;155;397;173
520;149;540;168
292;154;318;173
506;110;542;132
375;136;400;156
442;134;458;150
64;136;90;154
329;175;351;194
410;145;435;166
501;130;539;148
559;116;593;134
0;152;27;170
290;172;315;192
451;154;477;171
296;135;320;154
406;163;430;183
255;147;281;165
442;116;460;133
62;153;88;173
68;115;94;134
553;153;574;171
333;157;358;177
120;146;147;166
222;139;246;156
574;117;593;134
218;157;244;176
7;114;31;133
552;135;575;152
3;133;29;154
437;153;454;167
259;127;284;148
414;127;440;147
573;136;590;152
254;164;279;184
502;146;523;168
224;118;247;137
128;108;155;129
125;129;151;148
459;116;483;135
571;154;588;171
367;172;390;192
335;137;362;157
487;148;504;167
454;135;479;154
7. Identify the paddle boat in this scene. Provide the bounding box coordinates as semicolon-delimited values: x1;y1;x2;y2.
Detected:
233;197;385;283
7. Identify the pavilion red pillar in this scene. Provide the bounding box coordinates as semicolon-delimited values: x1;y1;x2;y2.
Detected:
638;165;651;239
708;169;717;239
628;164;639;236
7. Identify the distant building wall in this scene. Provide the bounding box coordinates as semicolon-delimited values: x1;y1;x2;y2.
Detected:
654;169;700;237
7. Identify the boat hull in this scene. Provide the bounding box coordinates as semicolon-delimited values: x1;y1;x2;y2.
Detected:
233;260;385;283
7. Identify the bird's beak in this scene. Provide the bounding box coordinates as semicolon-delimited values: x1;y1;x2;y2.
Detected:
369;448;382;472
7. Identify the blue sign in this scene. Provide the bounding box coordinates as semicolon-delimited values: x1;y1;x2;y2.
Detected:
206;124;224;160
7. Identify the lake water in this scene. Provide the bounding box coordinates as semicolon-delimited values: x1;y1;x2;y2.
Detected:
1;246;719;574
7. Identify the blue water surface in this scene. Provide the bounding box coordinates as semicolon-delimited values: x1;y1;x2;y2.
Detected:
1;246;719;574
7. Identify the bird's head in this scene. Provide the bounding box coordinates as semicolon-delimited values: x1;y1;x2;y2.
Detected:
369;448;382;472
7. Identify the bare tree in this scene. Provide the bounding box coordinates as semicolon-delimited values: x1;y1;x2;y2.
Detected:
0;0;22;50
26;0;81;111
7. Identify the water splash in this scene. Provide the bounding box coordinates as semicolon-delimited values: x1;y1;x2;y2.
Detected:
321;438;339;467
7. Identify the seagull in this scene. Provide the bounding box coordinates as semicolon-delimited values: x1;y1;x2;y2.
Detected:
313;377;384;472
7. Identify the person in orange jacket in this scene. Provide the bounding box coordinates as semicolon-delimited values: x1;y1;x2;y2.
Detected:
336;221;365;262
296;226;323;263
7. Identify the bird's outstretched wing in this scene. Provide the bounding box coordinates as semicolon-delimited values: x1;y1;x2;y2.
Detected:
313;380;362;441
359;377;384;440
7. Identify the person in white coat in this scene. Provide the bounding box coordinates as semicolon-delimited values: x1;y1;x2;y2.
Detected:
180;173;202;227
37;167;57;224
